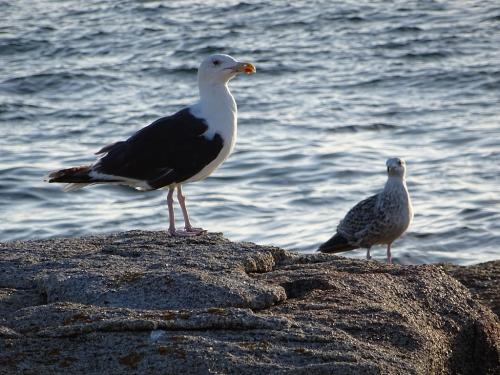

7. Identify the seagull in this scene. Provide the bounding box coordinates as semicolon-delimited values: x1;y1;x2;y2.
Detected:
47;54;256;236
318;158;413;263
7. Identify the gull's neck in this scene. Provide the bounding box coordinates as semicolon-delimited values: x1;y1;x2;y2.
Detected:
378;174;411;213
198;81;236;110
192;81;237;139
384;175;407;191
381;173;413;223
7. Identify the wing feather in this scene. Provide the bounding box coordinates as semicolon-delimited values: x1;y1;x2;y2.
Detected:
337;194;382;245
94;108;223;188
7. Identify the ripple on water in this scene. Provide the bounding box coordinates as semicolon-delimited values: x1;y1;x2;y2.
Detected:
0;0;499;265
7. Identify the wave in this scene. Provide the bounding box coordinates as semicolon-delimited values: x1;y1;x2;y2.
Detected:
326;123;399;134
0;72;118;95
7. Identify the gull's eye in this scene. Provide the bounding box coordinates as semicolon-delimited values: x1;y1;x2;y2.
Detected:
212;60;221;66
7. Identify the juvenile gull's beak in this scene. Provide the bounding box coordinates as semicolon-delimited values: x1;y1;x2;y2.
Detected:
233;62;256;74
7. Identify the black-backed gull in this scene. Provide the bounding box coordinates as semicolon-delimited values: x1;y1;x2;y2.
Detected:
48;54;256;236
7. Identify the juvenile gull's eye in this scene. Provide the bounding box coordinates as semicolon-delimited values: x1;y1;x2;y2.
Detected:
212;60;220;66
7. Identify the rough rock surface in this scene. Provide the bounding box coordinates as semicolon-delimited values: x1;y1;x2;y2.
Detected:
440;261;500;317
0;231;498;374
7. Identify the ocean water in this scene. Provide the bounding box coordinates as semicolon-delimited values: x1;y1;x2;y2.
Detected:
1;0;499;265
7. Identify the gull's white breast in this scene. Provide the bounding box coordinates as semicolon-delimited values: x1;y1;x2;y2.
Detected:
182;93;237;184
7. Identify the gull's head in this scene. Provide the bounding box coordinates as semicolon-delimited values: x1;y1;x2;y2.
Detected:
386;158;406;178
198;54;256;85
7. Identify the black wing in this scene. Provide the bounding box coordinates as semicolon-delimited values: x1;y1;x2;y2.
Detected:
95;108;224;189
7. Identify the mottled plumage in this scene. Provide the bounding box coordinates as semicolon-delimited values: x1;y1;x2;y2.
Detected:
318;158;413;263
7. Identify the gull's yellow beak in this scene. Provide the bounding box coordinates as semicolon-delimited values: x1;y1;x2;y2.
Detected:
234;62;256;75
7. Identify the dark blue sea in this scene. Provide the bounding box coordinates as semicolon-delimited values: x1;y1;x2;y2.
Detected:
1;0;499;264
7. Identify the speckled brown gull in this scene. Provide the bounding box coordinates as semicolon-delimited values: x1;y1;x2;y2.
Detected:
318;158;413;264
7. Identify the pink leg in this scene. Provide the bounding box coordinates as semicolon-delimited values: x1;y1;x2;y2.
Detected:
366;247;372;260
386;243;392;264
176;186;205;235
167;188;176;235
167;187;199;237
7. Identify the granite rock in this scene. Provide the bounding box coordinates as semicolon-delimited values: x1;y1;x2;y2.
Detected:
440;261;499;317
0;231;498;374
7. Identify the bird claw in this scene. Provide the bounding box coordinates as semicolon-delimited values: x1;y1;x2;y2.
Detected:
168;227;206;237
168;230;198;237
185;227;206;235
